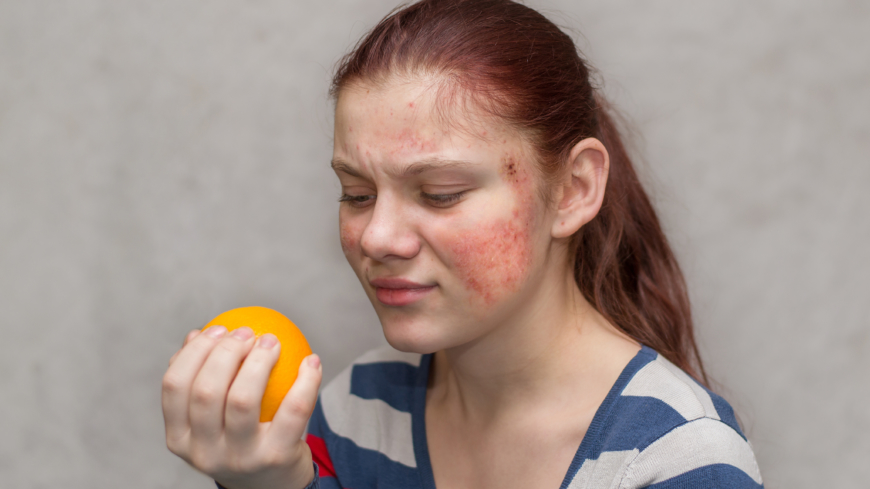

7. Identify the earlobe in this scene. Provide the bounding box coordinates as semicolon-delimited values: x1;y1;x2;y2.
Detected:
551;138;610;239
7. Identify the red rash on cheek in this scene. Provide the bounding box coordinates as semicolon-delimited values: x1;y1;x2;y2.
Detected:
447;208;534;307
339;219;362;254
446;153;538;306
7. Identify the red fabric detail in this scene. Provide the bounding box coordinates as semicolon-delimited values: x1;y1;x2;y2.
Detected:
306;434;337;478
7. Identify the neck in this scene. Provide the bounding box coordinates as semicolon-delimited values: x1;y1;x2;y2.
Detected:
429;266;635;424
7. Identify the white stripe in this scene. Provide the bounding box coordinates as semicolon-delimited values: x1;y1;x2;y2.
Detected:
566;450;638;489
621;418;763;486
319;347;419;468
621;356;719;421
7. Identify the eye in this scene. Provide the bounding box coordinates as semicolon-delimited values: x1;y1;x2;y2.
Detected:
421;191;466;208
339;193;376;208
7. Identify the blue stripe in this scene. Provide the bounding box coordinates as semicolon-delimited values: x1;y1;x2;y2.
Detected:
560;345;657;489
412;354;437;489
709;391;746;440
645;463;763;488
318;476;341;489
311;400;421;488
597;396;690;453
350;361;419;413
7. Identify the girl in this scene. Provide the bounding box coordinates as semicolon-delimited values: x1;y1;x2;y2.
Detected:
162;1;764;487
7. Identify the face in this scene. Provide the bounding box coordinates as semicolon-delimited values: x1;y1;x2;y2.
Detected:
333;78;559;354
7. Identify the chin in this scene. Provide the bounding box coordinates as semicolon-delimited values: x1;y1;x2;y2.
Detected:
376;310;455;355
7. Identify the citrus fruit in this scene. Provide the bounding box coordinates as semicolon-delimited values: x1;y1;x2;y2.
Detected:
202;306;312;422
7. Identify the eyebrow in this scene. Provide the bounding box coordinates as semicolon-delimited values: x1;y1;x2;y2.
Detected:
330;157;476;179
330;159;364;178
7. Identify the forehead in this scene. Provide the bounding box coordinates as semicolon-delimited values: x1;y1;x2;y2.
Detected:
333;78;530;167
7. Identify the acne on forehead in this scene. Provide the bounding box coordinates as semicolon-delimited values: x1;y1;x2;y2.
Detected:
336;79;529;159
337;97;444;162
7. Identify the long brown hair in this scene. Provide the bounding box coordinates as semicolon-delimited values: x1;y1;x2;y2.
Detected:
331;0;707;385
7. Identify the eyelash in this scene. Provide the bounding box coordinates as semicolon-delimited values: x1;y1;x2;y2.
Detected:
338;191;466;208
338;194;375;207
421;191;466;207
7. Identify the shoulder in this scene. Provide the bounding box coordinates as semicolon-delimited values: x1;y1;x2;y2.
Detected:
617;347;743;438
619;417;763;488
568;347;764;488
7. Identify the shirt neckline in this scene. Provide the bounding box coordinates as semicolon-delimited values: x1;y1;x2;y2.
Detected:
409;345;656;489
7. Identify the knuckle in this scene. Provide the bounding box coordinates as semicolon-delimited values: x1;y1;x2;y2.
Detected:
165;437;183;456
191;383;220;405
189;448;222;474
285;397;311;418
162;372;186;394
226;392;258;415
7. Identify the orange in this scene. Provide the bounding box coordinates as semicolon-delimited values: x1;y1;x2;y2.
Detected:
203;306;312;422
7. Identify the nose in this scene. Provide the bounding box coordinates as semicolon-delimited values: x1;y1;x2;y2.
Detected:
359;194;422;262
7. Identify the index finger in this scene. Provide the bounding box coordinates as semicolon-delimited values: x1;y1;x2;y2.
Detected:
162;326;228;437
169;329;202;367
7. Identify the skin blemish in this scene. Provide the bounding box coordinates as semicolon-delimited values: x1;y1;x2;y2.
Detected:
444;154;538;307
447;208;534;307
339;219;362;255
500;154;531;191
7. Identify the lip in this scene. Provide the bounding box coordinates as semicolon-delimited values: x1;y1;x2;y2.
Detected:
369;277;436;306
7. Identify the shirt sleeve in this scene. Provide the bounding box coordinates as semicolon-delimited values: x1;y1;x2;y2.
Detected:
620;418;764;488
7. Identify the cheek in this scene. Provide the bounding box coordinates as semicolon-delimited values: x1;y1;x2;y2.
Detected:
446;208;534;307
339;218;363;256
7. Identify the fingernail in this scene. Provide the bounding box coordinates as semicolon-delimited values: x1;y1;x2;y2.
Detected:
257;333;278;349
205;325;227;338
307;354;321;369
231;327;253;340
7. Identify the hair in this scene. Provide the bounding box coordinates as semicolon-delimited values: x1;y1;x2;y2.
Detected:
331;0;707;385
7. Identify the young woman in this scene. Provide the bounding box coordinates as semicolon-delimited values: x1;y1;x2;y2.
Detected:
162;1;763;488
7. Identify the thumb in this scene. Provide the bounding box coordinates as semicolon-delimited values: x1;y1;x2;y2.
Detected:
269;354;322;441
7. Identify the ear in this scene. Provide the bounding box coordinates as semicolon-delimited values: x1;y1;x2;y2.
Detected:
551;138;609;239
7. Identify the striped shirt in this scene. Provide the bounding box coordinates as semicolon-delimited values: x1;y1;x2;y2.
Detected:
303;344;763;488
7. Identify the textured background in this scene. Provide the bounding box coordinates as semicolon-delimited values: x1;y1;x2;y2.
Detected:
1;1;867;487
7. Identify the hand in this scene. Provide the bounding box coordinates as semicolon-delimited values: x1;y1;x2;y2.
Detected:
162;325;322;489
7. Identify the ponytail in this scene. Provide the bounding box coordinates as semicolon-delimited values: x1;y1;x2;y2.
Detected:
574;97;707;384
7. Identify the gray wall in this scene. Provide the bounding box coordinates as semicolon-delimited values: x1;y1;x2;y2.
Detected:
0;1;866;487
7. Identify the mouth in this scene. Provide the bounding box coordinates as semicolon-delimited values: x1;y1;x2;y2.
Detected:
369;277;436;307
